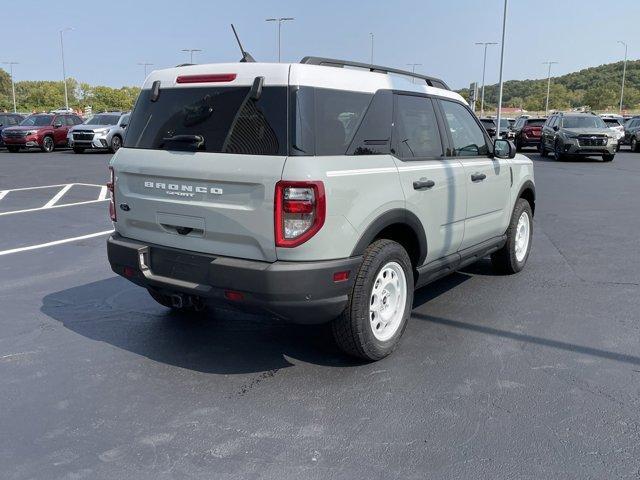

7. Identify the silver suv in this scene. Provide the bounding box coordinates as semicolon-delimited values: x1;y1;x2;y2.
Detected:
107;58;535;360
68;112;129;153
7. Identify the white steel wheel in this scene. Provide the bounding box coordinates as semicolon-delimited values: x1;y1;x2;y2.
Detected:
514;211;531;263
369;261;407;341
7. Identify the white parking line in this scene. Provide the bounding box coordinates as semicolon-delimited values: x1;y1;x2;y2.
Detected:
0;230;114;257
98;186;108;201
0;199;110;217
0;191;7;201
0;182;104;193
43;184;74;208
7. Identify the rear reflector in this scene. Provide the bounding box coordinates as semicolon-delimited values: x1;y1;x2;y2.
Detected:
333;271;350;282
123;266;136;278
224;290;244;301
176;73;237;84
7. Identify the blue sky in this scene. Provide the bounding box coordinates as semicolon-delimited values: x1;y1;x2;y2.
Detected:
2;0;639;90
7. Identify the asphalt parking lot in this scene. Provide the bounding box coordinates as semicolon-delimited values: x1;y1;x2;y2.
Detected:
1;148;639;479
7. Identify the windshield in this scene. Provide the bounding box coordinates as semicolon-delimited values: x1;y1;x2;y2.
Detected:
562;116;606;129
20;115;53;126
480;119;495;127
124;86;287;155
84;114;120;125
499;119;510;128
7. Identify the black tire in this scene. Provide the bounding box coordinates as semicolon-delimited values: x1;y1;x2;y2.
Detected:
73;146;85;154
332;239;414;361
147;288;206;313
631;137;639;153
539;140;548;157
7;146;20;153
110;135;122;153
602;153;614;162
491;198;533;275
41;135;54;153
553;139;566;161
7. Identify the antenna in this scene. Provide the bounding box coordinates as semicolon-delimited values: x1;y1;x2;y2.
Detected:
231;24;255;63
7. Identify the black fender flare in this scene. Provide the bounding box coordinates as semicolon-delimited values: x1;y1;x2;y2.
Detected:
516;180;536;214
350;208;428;266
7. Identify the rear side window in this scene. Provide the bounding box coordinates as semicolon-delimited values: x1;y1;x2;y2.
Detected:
347;90;393;155
291;87;372;156
439;100;489;156
393;95;443;159
124;86;288;155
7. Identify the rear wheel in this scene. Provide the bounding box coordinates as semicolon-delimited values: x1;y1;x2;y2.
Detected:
110;135;122;153
7;146;19;153
332;239;413;361
491;198;533;274
73;146;85;154
41;135;54;153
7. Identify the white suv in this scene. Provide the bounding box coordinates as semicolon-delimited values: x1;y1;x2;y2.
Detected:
107;58;535;360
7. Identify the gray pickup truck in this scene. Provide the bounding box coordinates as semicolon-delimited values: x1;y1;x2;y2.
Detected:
106;58;535;360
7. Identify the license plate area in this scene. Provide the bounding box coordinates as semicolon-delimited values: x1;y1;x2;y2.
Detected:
150;247;212;284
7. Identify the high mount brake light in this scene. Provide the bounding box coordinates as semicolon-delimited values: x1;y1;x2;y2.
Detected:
176;73;237;84
107;166;116;222
275;181;326;248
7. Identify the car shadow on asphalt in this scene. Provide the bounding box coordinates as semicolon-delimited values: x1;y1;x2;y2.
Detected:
41;276;365;375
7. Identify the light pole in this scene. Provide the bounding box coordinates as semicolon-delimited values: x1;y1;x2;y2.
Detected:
265;17;294;62
370;33;374;65
495;0;508;136
181;49;202;64
407;63;422;83
618;41;628;114
543;61;558;115
59;27;74;110
475;41;497;116
2;62;18;113
137;62;154;79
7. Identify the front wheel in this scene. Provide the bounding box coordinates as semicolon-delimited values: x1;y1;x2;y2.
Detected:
491;198;533;274
110;135;122;153
7;146;20;153
554;140;566;161
631;137;639;152
332;239;414;361
41;136;54;153
539;140;548;157
602;153;614;162
73;146;85;154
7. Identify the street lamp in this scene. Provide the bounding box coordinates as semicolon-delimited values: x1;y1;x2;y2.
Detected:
495;1;508;135
181;49;202;64
543;61;559;115
137;62;154;79
59;27;74;110
618;41;628;114
370;33;374;65
475;41;497;116
407;63;422;83
2;62;18;113
265;17;295;62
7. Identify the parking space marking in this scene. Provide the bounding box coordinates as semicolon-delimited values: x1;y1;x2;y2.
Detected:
0;230;114;257
0;191;7;201
98;186;108;201
0;199;110;217
43;184;74;208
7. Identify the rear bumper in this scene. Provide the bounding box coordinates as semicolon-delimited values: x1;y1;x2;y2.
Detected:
107;234;361;324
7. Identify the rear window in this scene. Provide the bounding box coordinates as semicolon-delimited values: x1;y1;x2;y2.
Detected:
525;119;545;127
124;86;287;155
602;118;622;126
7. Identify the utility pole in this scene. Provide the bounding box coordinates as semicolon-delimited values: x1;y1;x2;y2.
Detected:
265;17;295;62
181;49;202;64
475;41;497;116
495;0;508;137
59;27;74;110
543;61;558;115
137;62;154;79
407;63;422;83
618;41;628;114
2;62;18;113
370;33;374;65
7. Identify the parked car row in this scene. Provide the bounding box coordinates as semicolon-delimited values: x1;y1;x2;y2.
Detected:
0;111;129;153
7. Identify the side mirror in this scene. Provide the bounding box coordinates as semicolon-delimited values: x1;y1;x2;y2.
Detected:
121;124;127;129
53;122;63;128
494;139;516;159
553;125;559;131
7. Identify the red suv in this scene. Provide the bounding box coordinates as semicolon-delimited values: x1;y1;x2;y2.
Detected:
1;113;83;152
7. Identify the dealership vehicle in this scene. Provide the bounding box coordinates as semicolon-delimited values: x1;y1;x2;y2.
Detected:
601;116;624;150
1;113;83;152
622;116;640;151
68;112;129;153
539;112;616;162
107;58;535;360
480;117;497;137
480;117;514;140
0;113;25;148
512;117;545;151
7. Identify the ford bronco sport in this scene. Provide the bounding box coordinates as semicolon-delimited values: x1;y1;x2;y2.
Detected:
107;58;535;360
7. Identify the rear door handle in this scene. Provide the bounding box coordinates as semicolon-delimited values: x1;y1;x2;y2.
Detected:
413;179;435;190
471;173;487;182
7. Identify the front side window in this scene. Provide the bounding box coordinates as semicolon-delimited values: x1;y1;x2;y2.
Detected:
124;86;287;155
393;95;442;159
440;100;489;156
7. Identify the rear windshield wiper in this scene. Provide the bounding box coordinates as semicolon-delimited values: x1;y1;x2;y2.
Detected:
161;134;205;150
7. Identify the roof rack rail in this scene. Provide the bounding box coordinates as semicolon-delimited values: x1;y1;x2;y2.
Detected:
300;56;450;90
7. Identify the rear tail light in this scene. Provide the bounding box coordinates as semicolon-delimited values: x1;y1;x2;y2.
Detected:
107;166;116;222
275;181;326;247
